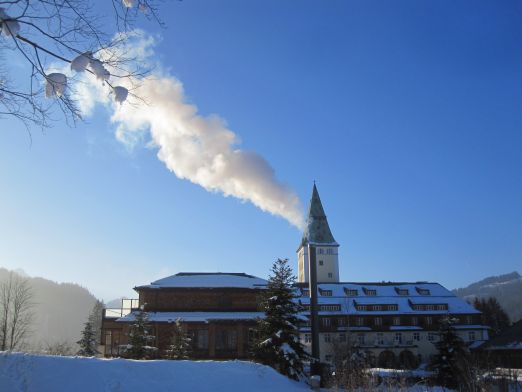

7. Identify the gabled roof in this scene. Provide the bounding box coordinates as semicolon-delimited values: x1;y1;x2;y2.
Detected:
136;272;267;290
299;184;338;248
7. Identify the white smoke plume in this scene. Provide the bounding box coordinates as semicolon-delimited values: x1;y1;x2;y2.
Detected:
77;32;304;228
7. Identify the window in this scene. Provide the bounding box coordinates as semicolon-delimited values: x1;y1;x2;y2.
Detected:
413;332;420;342
247;329;257;347
193;329;209;350
305;334;312;343
468;331;476;341
393;317;400;326
326;248;334;255
466;316;473;325
377;333;384;345
328;273;333;278
395;333;402;344
320;289;332;296
411;317;418;326
416;287;431;295
215;330;237;350
363;287;377;296
301;288;309;297
425;316;433;326
320;304;341;312
428;333;436;342
374;317;382;327
322;318;331;327
319;260;324;266
325;355;332;362
395;288;409;296
437;304;447;311
318;248;324;254
357;333;365;345
324;333;331;343
338;317;346;326
356;317;364;326
374;305;382;311
344;288;358;296
339;333;346;343
426;305;434;311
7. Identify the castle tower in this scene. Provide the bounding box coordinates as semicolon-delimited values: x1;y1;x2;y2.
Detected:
297;184;340;283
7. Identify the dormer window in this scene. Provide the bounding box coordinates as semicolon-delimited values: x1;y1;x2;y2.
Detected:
416;287;431;295
395;288;409;296
344;288;358;296
363;287;377;296
320;289;332;297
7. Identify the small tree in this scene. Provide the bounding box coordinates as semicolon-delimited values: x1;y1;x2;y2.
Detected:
253;258;308;381
431;317;470;389
0;272;34;351
88;300;104;346
77;321;98;356
165;318;191;360
122;306;157;359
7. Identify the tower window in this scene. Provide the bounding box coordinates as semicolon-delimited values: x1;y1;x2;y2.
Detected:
327;248;334;255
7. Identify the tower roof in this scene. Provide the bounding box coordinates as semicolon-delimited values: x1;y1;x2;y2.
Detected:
299;184;338;248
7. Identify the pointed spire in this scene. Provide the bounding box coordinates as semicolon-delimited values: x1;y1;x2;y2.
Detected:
300;183;338;247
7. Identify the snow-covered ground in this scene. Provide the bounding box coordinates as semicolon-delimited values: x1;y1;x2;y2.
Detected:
0;352;309;392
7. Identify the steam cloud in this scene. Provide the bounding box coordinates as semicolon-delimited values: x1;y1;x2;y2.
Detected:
77;33;304;228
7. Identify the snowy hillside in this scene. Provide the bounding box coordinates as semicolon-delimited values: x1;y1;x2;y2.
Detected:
0;352;309;392
453;271;522;322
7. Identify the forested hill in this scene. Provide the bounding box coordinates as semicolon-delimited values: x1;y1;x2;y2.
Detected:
0;267;98;350
453;271;522;323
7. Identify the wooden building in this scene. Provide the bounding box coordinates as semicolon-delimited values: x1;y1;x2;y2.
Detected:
102;272;266;359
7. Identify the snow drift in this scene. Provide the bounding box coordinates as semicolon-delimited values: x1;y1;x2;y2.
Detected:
0;352;309;392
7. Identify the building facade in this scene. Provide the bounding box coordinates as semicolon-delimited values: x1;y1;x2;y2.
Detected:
296;184;489;367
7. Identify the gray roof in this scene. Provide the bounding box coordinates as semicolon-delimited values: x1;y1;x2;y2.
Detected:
300;184;338;248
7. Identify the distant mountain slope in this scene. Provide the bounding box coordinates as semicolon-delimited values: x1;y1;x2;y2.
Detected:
0;268;98;349
453;271;522;323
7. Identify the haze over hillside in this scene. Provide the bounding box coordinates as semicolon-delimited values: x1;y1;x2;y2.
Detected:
453;271;522;323
0;268;98;349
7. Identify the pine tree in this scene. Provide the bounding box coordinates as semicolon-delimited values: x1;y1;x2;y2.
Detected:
77;321;98;356
123;307;157;359
473;297;510;337
165;318;192;359
253;258;309;381
430;317;470;389
88;300;104;346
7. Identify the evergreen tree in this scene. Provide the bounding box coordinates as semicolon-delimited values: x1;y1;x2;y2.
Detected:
253;258;308;381
76;321;98;356
88;300;104;346
123;307;157;359
430;317;470;389
165;318;192;359
473;297;510;337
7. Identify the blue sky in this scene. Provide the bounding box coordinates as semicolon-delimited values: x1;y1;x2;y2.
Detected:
1;0;521;301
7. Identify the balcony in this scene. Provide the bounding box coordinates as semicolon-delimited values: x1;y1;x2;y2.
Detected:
103;299;139;319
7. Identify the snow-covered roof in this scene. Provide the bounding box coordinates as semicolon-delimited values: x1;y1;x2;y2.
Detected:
296;282;480;315
137;272;267;289
118;311;264;323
